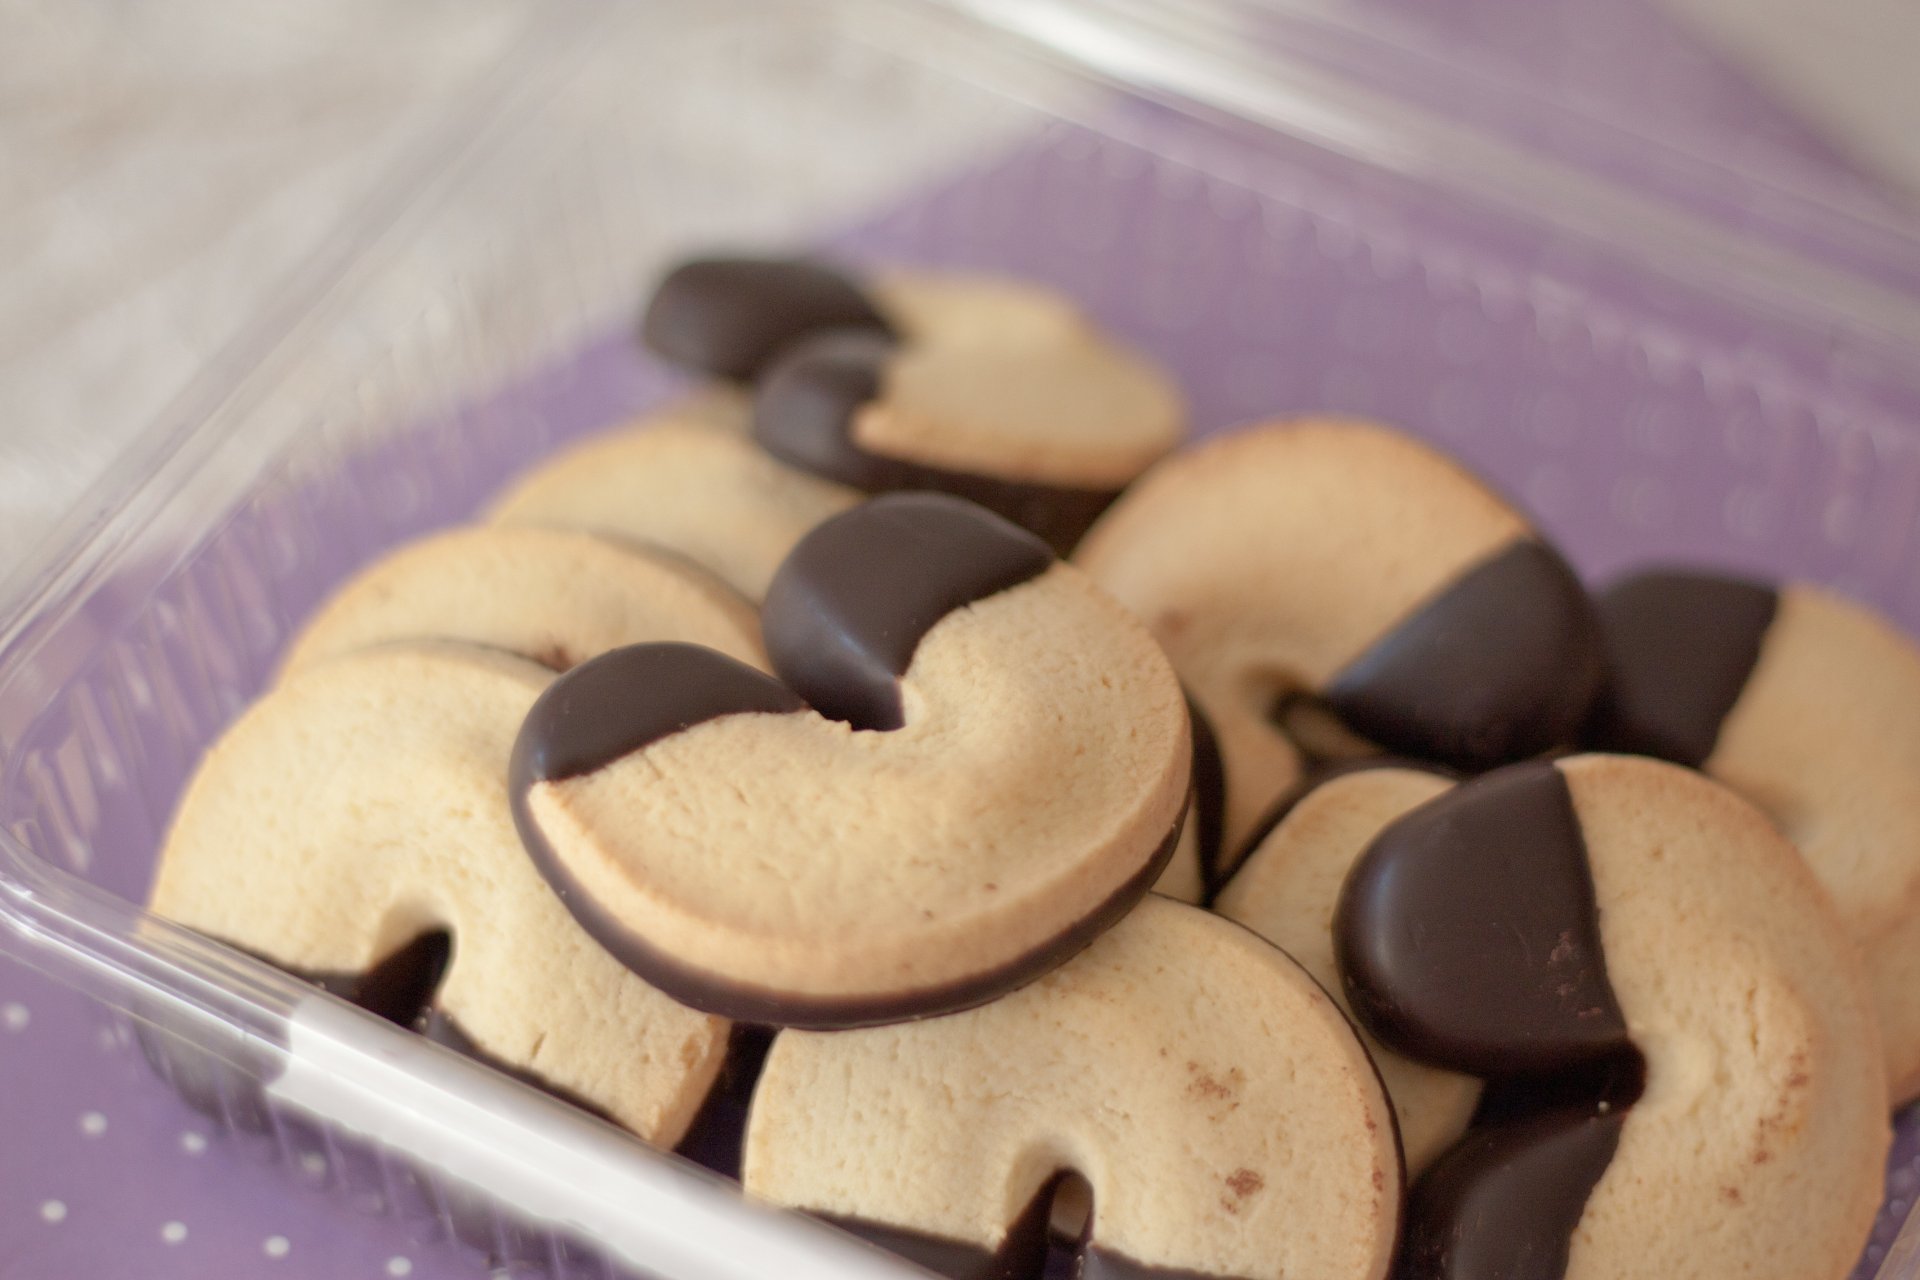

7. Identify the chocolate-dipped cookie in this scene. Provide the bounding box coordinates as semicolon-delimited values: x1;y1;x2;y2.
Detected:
1337;754;1887;1280
488;412;858;601
1590;569;1920;1103
149;643;729;1144
753;272;1184;554
1214;763;1478;1175
279;525;762;677
1077;418;1604;853
512;493;1189;1028
743;895;1401;1280
642;256;895;383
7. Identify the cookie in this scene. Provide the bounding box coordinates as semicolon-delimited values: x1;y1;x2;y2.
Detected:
1213;763;1479;1175
149;643;729;1144
641;256;893;383
279;525;762;677
743;895;1401;1280
753;272;1184;553
1337;755;1887;1280
511;493;1189;1028
1076;418;1603;853
488;412;858;600
1589;569;1920;1103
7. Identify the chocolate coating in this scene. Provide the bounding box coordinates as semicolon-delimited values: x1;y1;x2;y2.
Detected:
753;331;1123;555
512;793;1184;1029
640;257;893;383
1470;1048;1646;1128
1335;762;1630;1076
762;492;1054;731
1587;569;1778;767
1401;1107;1625;1280
1323;540;1603;770
514;642;804;784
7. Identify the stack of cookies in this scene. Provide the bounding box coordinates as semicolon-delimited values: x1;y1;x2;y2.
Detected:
149;255;1920;1280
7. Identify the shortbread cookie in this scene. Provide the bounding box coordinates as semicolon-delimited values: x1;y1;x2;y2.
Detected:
149;643;729;1144
744;895;1401;1280
279;525;762;677
1338;755;1887;1280
641;256;893;382
489;414;858;600
1077;418;1603;852
753;272;1184;553
1589;569;1920;1103
1214;763;1478;1174
512;493;1189;1027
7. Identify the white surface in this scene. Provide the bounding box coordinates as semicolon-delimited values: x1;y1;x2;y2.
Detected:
1658;0;1920;197
0;0;532;556
0;0;1914;571
0;0;1020;571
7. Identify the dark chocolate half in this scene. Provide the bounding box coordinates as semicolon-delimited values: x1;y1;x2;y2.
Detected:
514;642;805;785
1586;568;1778;767
1470;1048;1646;1129
1323;540;1604;770
640;257;893;383
762;492;1054;732
512;789;1185;1028
753;330;1124;555
1401;1107;1625;1280
1335;761;1629;1077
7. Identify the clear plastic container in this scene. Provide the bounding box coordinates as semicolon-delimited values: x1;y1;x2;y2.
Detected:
5;1;1920;1276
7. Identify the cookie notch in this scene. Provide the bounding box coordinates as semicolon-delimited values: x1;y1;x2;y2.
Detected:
513;493;1190;1029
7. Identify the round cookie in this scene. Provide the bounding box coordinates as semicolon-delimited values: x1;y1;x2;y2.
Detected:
279;525;762;677
1077;418;1603;853
1337;754;1888;1280
1589;569;1920;1104
149;643;729;1144
1214;763;1479;1175
488;412;859;601
512;493;1190;1028
753;271;1185;554
743;895;1401;1280
641;255;894;383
